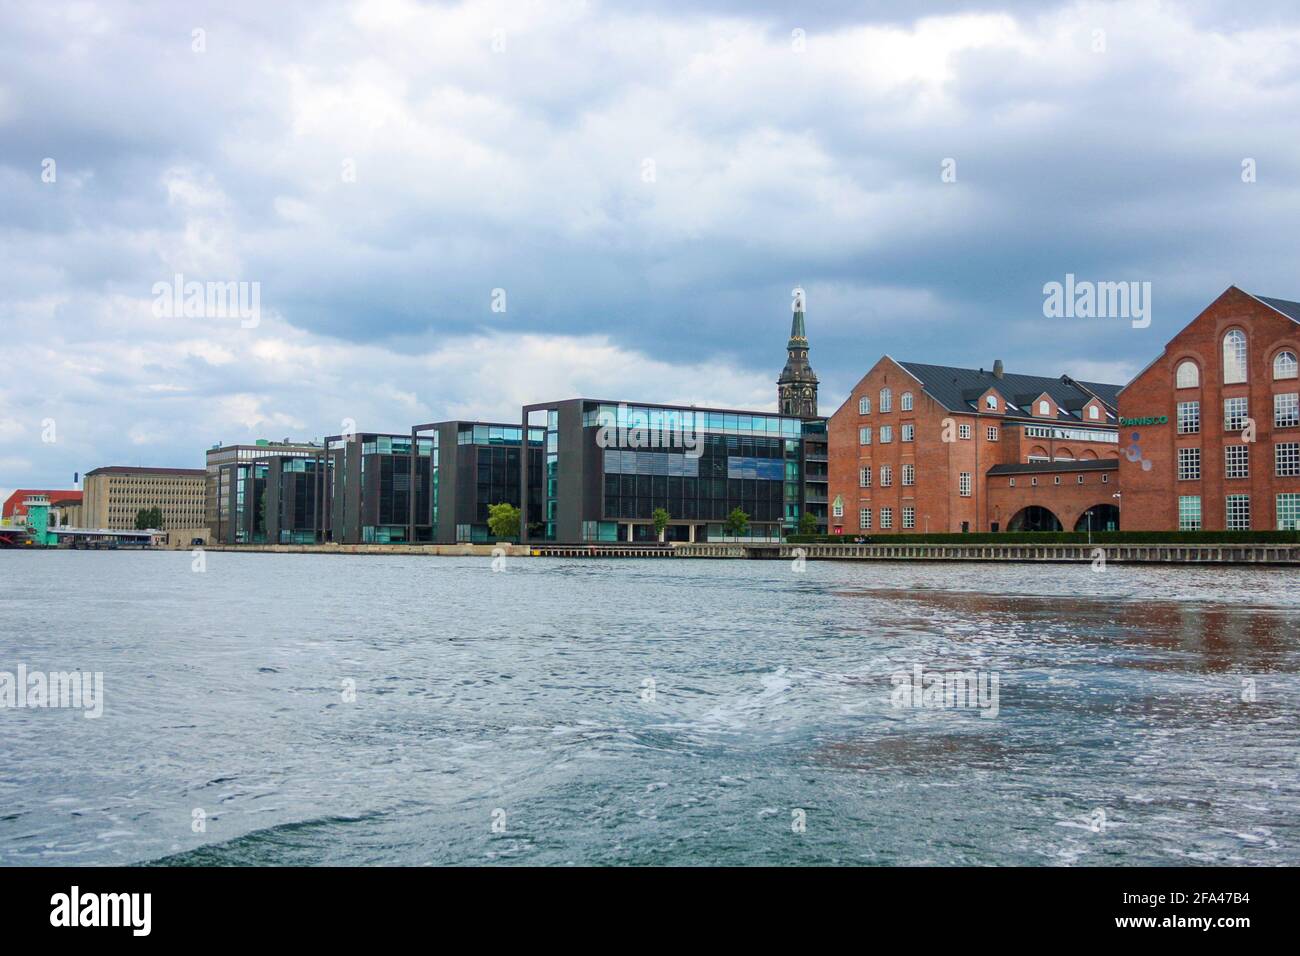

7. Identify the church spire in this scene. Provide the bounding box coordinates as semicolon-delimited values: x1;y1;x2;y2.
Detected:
789;287;807;346
778;285;818;418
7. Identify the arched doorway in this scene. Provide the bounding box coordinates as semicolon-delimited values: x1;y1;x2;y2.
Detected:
1007;506;1063;532
1074;504;1119;532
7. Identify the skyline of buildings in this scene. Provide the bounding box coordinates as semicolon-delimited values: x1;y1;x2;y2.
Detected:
6;284;1300;540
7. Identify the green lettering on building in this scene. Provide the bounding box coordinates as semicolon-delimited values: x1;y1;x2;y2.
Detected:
1120;415;1168;426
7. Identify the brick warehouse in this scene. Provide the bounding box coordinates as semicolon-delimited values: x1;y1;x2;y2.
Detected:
1119;286;1300;531
827;357;1123;535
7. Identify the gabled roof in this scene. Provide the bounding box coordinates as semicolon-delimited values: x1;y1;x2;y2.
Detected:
1251;293;1300;324
897;362;1121;423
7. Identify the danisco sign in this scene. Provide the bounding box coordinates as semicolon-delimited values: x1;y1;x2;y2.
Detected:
1120;415;1168;426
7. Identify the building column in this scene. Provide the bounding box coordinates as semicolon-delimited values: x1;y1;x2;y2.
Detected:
688;524;696;543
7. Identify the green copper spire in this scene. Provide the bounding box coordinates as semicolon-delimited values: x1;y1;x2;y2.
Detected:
778;286;818;418
788;300;807;346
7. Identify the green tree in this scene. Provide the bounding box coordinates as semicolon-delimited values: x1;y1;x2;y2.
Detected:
723;507;749;538
798;511;819;535
135;507;163;530
487;502;521;541
652;507;670;541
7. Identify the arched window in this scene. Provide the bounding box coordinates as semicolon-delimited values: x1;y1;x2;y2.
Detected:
1175;360;1199;389
985;395;997;410
1223;330;1248;384
1088;405;1100;420
1274;350;1298;380
879;388;892;413
900;391;913;411
1038;399;1050;415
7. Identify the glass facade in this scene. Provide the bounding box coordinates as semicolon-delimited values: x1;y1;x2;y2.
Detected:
526;400;808;544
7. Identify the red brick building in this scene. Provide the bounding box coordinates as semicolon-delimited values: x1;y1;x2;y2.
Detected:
827;358;1122;534
1119;286;1300;531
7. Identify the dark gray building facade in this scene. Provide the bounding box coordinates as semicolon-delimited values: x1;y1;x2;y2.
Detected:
519;399;812;544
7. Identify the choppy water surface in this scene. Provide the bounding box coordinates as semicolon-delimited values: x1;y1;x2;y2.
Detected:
1;550;1296;866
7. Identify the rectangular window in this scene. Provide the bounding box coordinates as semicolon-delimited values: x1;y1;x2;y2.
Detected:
902;463;915;486
959;424;971;440
987;426;998;441
1178;447;1201;480
832;499;843;518
959;472;971;497
859;426;872;445
1225;444;1249;479
1278;493;1300;530
1077;475;1084;484
1276;442;1300;477
858;396;871;415
880;507;893;529
859;467;871;488
859;508;871;530
1177;400;1200;434
901;424;914;442
1009;477;1016;487
880;425;893;444
902;506;915;529
1226;494;1251;531
1178;496;1202;531
1224;397;1248;431
1276;392;1299;428
880;465;893;487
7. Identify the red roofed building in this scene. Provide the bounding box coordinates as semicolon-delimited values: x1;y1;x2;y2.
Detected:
2;489;81;522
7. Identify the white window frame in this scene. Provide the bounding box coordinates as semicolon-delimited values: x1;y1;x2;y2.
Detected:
1226;494;1251;531
1223;330;1248;384
1275;350;1299;380
1175;360;1200;389
1225;444;1249;480
1276;393;1299;428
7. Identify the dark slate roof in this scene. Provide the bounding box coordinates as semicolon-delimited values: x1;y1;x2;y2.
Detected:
896;361;1122;423
1253;294;1300;324
987;459;1119;475
84;466;205;477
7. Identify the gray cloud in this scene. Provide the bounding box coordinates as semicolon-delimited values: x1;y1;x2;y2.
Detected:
2;0;1300;489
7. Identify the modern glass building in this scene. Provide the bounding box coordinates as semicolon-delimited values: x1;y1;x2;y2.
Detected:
207;440;321;544
319;431;436;544
409;421;544;543
520;399;811;544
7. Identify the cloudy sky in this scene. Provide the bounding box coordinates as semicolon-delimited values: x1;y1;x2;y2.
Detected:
3;0;1300;497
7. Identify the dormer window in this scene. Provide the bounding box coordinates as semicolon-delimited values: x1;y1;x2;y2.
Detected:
1038;400;1050;415
1088;405;1100;420
985;395;997;410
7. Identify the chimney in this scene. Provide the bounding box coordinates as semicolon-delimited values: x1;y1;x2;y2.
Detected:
993;359;1004;379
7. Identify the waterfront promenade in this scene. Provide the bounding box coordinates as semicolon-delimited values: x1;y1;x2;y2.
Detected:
197;540;1300;564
